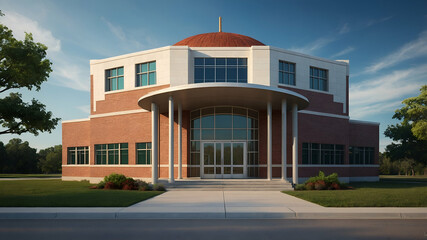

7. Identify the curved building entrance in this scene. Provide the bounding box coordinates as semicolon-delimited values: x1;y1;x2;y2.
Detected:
201;142;246;178
190;106;258;178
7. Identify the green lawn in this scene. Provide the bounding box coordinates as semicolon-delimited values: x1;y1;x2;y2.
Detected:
380;175;427;183
0;174;61;178
283;181;427;207
0;179;163;207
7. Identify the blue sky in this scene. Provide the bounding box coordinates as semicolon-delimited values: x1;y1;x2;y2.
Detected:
0;0;426;151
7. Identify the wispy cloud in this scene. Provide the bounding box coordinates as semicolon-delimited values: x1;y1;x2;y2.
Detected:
339;23;350;34
330;46;355;59
101;17;144;52
289;23;350;55
365;30;427;74
76;105;90;114
366;16;393;27
2;11;89;92
350;64;427;118
2;11;61;52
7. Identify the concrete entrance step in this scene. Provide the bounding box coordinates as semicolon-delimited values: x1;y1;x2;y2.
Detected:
160;179;294;191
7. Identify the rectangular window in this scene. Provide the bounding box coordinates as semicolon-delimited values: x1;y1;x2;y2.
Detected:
279;61;296;85
95;143;128;165
194;58;247;83
309;67;328;91
349;146;375;164
136;142;152;164
136;61;156;87
67;146;89;165
105;67;124;92
302;143;345;165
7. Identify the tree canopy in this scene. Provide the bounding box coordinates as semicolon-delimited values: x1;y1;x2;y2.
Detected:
384;85;427;165
0;13;60;135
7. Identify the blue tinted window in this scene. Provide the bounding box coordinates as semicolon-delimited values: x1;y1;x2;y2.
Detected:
205;67;215;82
205;58;215;65
194;58;247;83
238;67;247;83
216;67;225;82
238;58;247;66
136;61;156;87
195;58;204;66
310;67;328;91
227;66;237;82
216;58;226;65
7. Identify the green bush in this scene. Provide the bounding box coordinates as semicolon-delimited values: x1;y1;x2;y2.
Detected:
96;181;105;189
153;183;166;191
294;184;306;191
104;173;127;189
301;171;344;191
135;180;152;191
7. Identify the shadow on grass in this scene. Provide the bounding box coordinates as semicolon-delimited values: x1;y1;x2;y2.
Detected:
349;181;427;190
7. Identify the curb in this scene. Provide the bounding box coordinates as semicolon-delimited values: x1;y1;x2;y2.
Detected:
1;211;426;220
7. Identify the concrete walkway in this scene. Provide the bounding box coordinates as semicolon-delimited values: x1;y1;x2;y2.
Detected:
1;191;427;219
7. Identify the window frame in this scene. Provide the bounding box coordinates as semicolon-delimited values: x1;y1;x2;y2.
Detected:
67;146;90;165
309;66;328;91
136;142;152;165
302;143;344;165
105;67;124;92
94;143;128;165
349;146;375;165
135;61;156;87
279;60;296;86
194;58;248;83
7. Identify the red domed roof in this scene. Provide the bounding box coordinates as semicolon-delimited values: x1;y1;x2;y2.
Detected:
173;32;265;47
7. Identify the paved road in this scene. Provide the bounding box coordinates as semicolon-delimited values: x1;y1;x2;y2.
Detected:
0;219;426;240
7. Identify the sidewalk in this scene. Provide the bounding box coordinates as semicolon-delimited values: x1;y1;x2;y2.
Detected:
1;191;426;219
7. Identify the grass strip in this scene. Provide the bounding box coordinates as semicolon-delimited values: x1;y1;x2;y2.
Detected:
283;181;427;207
0;179;163;207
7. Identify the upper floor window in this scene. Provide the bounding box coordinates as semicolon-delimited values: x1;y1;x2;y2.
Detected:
194;58;247;83
136;61;156;87
279;61;295;85
310;67;328;91
105;67;124;92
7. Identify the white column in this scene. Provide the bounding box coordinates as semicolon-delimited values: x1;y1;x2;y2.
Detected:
169;96;174;183
178;103;182;179
292;103;298;184
281;99;287;181
151;103;158;184
267;102;272;181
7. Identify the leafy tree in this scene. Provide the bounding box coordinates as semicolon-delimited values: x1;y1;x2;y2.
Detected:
4;138;38;173
393;85;427;140
384;85;427;165
38;145;62;174
0;12;60;135
0;141;7;172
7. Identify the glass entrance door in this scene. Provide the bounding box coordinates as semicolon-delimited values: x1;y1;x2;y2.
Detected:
201;142;246;178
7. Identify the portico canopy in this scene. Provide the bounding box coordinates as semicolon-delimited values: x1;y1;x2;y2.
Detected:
138;83;309;112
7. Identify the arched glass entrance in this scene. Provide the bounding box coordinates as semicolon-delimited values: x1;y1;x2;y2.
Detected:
189;106;259;178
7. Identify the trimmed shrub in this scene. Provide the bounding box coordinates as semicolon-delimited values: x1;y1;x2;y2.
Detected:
122;178;137;190
136;180;151;191
294;184;306;191
314;180;327;190
305;182;315;190
96;181;106;189
104;181;117;189
302;171;346;190
153;183;166;191
104;173;127;189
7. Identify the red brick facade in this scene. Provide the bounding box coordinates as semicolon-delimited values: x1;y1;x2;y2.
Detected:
63;74;379;182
